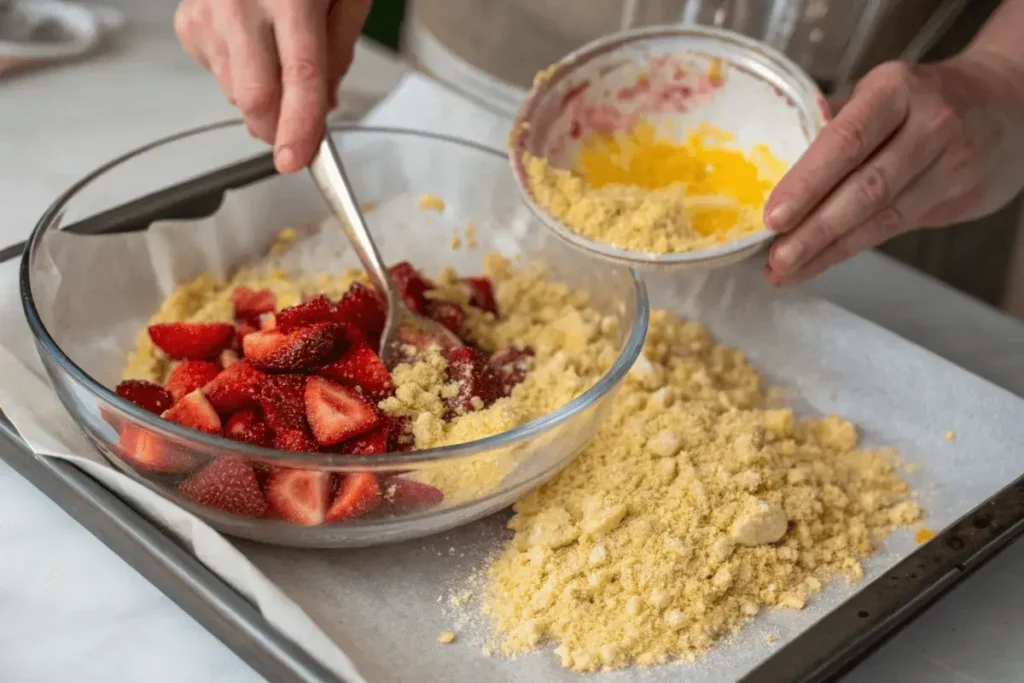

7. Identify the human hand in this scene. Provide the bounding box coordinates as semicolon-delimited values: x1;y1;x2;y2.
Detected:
174;0;372;173
763;53;1024;287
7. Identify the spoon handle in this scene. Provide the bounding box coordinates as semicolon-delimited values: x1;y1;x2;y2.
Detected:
309;134;397;304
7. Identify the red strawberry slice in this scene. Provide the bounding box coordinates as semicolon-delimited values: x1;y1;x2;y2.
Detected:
230;286;276;321
389;261;432;312
385;415;415;452
204;361;266;415
118;426;201;475
326;472;382;522
115;380;173;415
179;456;268;517
317;345;394;401
225;409;273;447
444;346;504;416
276;295;335;332
148;322;236;360
259;374;309;431
424;299;466;336
340;423;390;455
242;323;340;372
463;277;499;316
491;346;535;395
272;427;320;453
334;282;387;342
162;390;222;435
305;377;381;446
382;478;444;515
165;360;221;403
266;468;332;526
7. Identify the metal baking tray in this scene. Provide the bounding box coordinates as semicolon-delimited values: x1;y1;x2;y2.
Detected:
2;156;1024;683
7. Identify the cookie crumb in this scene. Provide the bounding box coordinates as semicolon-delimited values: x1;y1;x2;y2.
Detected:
419;194;446;212
945;431;956;442
438;631;456;645
464;221;478;248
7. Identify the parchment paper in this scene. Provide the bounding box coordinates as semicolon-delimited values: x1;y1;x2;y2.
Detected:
3;73;1024;683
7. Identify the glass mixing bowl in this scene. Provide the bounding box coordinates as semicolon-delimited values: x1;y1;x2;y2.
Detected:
21;123;648;547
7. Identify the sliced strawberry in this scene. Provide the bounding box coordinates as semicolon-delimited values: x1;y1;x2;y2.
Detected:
424;299;466;336
225;409;273;447
219;349;240;368
162;390;222;435
204;361;266;414
317;345;394;401
389;261;432;312
266;468;331;526
115;380;173;415
491;346;535;395
242;323;341;372
179;456;268;517
148;322;236;360
305;377;381;446
165;360;221;403
444;346;504;416
385;414;415;452
273;427;320;453
259;374;309;431
382;478;444;515
118;426;201;475
276;295;335;332
340;423;390;455
326;472;382;522
334;282;387;342
463;276;499;316
230;286;276;321
259;313;277;331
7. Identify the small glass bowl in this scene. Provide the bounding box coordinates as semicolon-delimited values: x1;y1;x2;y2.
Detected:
21;123;648;548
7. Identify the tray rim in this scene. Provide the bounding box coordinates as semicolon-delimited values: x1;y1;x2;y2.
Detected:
1;153;1024;682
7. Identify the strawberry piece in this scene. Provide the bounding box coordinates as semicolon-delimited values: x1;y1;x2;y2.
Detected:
444;346;504;416
265;468;332;526
385;415;414;452
424;299;466;336
242;323;341;372
219;349;240;368
317;345;394;401
225;409;273;447
148;322;236;360
162;390;222;435
165;360;220;403
340;423;390;455
326;472;382;522
491;346;535;395
259;313;277;331
179;456;268;517
115;380;173;415
259;374;309;431
118;426;201;475
230;286;276;321
463;276;498;316
389;261;432;312
204;361;266;414
382;478;444;515
273;427;320;453
334;282;387;342
305;377;381;446
276;295;335;332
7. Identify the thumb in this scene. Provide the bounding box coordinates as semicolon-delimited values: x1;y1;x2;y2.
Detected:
326;0;373;110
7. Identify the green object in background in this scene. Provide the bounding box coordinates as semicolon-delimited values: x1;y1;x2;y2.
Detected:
361;0;406;51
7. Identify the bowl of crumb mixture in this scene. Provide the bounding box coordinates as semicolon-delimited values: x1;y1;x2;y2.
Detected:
21;123;649;547
510;25;829;271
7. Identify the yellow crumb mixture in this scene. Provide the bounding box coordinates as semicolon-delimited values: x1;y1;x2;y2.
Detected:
524;121;787;254
483;310;921;671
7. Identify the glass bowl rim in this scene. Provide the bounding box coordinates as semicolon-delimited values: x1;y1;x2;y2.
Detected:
21;121;650;468
509;23;829;268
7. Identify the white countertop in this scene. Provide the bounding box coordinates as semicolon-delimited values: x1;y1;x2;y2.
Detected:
1;3;1022;682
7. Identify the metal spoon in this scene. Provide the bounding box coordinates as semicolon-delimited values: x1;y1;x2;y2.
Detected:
308;134;462;369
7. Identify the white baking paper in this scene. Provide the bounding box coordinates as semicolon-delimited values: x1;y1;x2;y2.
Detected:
2;73;1024;683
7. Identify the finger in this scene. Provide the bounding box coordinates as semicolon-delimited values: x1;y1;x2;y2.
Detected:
207;37;234;104
174;0;208;68
764;62;913;233
326;0;373;110
271;0;329;173
215;0;281;143
767;99;952;274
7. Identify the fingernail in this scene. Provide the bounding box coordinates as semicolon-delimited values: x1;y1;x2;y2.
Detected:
275;146;296;173
773;241;803;270
765;203;793;232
